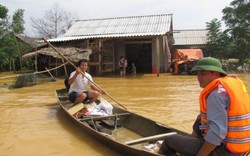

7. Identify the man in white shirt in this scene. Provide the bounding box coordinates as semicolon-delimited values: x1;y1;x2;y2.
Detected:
68;59;105;104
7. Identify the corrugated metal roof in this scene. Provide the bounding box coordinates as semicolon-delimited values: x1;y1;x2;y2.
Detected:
173;29;208;45
48;14;172;42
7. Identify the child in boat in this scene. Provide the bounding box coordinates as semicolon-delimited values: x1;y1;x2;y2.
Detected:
68;59;105;104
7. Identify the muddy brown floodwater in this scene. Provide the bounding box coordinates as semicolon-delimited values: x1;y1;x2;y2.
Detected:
0;72;249;156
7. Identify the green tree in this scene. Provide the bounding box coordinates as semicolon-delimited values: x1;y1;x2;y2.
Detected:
0;34;18;71
12;9;25;34
206;18;231;59
11;9;26;70
0;4;8;19
222;0;250;64
0;4;10;38
0;4;28;72
0;4;10;71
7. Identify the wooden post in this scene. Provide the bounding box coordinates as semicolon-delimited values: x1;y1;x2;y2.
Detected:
86;40;90;73
86;40;89;49
98;39;102;76
9;58;11;71
35;51;38;72
62;58;68;77
112;40;115;72
12;58;15;72
165;35;171;72
162;36;167;73
49;56;51;75
55;58;58;76
155;36;160;77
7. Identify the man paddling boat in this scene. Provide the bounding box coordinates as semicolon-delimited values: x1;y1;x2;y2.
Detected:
68;59;105;104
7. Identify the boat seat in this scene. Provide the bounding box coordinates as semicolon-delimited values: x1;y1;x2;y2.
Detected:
124;132;177;145
79;113;130;122
67;103;84;115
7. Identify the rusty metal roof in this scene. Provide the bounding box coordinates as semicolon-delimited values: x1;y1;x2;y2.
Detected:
173;29;208;45
48;14;172;42
15;34;46;48
22;47;92;62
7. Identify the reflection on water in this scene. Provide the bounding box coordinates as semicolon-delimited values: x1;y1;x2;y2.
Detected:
0;72;249;156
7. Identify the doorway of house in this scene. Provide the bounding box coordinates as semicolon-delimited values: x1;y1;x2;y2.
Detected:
125;43;152;73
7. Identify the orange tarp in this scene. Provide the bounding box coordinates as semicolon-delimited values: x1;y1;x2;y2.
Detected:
172;49;204;74
172;49;203;61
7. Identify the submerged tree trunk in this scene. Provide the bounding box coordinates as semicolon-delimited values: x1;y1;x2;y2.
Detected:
13;58;16;72
9;58;12;71
14;34;22;71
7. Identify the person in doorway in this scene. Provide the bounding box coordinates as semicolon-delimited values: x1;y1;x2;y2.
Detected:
119;56;127;77
68;59;105;104
159;57;250;156
131;62;136;75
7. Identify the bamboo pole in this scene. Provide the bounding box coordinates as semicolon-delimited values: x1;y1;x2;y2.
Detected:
0;62;68;80
34;62;68;74
45;67;55;80
43;38;127;110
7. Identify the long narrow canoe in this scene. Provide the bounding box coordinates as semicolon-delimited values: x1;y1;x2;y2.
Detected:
55;88;186;156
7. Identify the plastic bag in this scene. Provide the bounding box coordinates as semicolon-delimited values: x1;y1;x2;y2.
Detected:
98;98;113;115
84;98;113;116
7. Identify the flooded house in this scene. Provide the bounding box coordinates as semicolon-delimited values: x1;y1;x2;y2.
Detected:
23;14;174;76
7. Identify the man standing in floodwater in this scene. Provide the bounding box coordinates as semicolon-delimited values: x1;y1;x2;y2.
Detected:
159;57;250;156
68;59;105;104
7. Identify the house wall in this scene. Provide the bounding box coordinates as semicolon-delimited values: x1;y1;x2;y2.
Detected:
152;36;168;73
173;44;206;49
51;36;173;75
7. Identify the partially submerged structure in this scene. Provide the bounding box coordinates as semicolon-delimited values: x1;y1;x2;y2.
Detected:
22;47;92;76
46;14;174;76
171;49;204;75
170;29;208;74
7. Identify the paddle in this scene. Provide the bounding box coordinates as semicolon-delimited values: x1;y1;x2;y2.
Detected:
43;38;127;110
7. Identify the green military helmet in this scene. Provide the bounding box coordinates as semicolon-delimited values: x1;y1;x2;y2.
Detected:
191;57;227;76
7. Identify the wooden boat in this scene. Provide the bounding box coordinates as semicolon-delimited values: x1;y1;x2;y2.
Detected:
56;88;186;156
